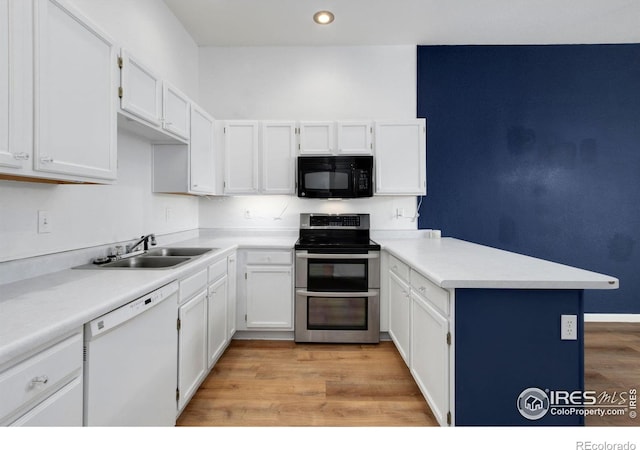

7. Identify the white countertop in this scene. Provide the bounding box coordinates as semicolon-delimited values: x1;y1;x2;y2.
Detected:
0;235;296;368
0;232;619;369
379;237;619;290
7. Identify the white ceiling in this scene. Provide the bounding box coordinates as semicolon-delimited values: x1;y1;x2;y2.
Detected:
162;0;640;47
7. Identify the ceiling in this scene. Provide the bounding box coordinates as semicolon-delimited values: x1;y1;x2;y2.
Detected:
162;0;640;47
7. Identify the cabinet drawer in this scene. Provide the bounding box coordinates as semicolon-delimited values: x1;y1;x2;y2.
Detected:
246;250;292;265
179;268;208;303
410;270;449;316
0;332;82;424
208;258;227;283
388;254;409;281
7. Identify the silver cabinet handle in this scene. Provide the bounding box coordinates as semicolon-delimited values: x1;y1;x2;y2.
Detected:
40;156;54;163
419;286;426;293
31;375;49;386
296;289;379;298
13;152;30;161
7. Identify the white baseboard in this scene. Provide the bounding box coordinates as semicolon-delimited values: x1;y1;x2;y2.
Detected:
584;313;640;323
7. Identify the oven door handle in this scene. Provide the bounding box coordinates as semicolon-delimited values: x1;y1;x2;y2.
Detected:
296;289;379;298
295;252;379;260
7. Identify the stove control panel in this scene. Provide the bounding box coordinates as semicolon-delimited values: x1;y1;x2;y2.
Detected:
301;213;369;229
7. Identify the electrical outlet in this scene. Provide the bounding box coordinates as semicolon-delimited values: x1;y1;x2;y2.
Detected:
396;208;404;218
38;210;52;234
561;314;577;340
165;207;172;222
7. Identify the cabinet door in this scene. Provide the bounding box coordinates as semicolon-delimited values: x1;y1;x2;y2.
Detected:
388;271;411;366
261;121;296;194
411;291;450;426
162;81;190;140
336;121;372;155
0;0;30;170
10;377;82;426
189;104;216;194
227;254;237;339
33;0;117;181
246;265;293;329
374;120;426;195
207;275;228;368
119;49;162;126
177;290;207;412
298;121;334;155
224;121;259;194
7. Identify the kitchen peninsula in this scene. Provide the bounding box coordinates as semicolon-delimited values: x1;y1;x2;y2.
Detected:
378;235;618;426
0;231;618;426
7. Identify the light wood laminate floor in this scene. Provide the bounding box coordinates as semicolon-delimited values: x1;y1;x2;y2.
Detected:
176;340;438;426
177;323;640;427
584;322;640;426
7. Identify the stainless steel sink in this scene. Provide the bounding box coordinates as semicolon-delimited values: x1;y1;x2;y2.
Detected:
146;247;217;257
100;256;192;268
73;246;218;270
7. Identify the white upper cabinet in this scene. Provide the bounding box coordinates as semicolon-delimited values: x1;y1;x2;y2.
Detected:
374;119;426;195
261;121;296;194
298;121;373;156
33;0;117;181
162;81;190;140
0;0;12;167
298;121;334;155
224;120;259;194
118;50;191;143
119;49;162;126
336;121;373;155
189;103;216;194
0;0;27;170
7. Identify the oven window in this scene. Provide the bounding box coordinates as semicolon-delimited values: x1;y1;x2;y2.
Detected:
304;171;350;190
307;259;367;292
307;297;368;330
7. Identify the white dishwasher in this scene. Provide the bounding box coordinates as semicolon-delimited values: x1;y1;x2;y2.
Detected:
83;281;178;426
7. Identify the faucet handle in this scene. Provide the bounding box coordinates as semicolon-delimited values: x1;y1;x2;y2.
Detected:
150;235;157;246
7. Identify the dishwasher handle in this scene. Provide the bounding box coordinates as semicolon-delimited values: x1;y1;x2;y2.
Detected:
85;281;178;340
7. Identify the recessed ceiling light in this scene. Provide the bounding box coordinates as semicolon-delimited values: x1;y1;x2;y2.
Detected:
313;10;335;25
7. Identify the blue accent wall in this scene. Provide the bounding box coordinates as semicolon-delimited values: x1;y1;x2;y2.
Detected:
417;45;640;313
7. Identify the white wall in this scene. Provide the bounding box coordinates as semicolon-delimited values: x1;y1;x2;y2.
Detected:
198;45;421;230
0;0;200;262
68;0;199;98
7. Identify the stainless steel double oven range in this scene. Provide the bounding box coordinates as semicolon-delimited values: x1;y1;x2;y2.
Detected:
294;213;380;344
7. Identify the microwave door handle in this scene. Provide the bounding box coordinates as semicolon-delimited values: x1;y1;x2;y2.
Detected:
296;289;379;298
296;253;380;260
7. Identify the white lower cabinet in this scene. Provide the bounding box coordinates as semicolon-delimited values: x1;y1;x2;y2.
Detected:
388;270;411;365
0;331;83;426
246;265;293;329
238;249;293;331
227;254;237;339
386;250;452;426
207;274;228;369
177;288;207;412
10;377;82;426
411;290;450;427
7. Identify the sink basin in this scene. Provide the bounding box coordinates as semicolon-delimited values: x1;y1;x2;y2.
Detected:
100;256;192;269
146;247;216;257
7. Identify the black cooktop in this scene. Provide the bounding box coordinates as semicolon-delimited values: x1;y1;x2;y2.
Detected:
295;213;380;252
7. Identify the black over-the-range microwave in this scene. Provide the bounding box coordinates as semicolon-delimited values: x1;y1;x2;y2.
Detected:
297;155;373;199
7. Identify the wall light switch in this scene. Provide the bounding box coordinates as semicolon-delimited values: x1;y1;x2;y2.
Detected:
38;210;52;234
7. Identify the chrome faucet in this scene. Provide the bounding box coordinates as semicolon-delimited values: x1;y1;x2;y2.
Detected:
127;234;157;253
